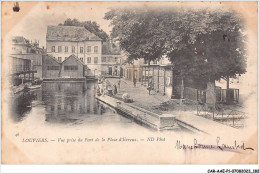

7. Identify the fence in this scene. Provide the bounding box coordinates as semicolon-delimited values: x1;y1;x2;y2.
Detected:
216;87;239;104
184;87;206;103
197;102;245;128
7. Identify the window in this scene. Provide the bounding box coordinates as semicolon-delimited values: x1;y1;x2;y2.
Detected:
80;57;84;62
64;66;78;70
108;57;111;62
94;57;98;64
65;46;68;52
87;46;91;53
58;46;62;52
80;47;83;53
47;66;59;70
58;57;62;62
94;46;98;53
72;46;75;53
87;57;91;63
115;57;118;62
102;57;106;62
51;46;55;52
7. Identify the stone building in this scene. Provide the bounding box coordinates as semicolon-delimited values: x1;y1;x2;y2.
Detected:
61;55;86;78
101;42;122;77
10;36;45;78
42;54;87;79
46;25;102;76
42;54;61;79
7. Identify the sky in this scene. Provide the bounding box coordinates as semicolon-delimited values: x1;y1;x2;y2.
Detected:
4;1;232;48
4;1;257;51
6;2;113;48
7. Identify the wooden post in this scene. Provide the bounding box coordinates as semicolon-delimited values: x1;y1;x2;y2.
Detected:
153;67;155;89
163;68;166;95
181;77;184;99
141;67;143;85
226;75;230;104
148;61;150;87
180;77;184;104
171;67;174;99
157;67;159;91
144;67;147;86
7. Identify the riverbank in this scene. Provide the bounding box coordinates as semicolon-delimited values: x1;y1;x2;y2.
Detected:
103;78;241;134
43;77;86;82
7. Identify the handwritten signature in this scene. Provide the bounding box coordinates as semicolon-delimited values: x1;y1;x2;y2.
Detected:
175;137;254;152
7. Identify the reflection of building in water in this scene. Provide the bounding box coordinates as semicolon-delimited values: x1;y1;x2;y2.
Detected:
42;82;101;123
12;89;42;122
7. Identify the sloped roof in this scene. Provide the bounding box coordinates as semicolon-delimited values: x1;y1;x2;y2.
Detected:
45;54;61;64
102;42;121;55
12;36;30;45
61;54;85;65
46;25;102;42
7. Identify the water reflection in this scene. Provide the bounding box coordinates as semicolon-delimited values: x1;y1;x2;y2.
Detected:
11;81;130;126
42;82;104;124
11;91;39;122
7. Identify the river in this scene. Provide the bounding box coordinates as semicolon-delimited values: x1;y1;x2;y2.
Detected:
10;81;150;131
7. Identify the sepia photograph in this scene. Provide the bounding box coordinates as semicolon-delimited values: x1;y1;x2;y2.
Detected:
1;1;258;167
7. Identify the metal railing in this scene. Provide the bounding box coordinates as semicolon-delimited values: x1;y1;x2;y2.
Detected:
197;102;245;128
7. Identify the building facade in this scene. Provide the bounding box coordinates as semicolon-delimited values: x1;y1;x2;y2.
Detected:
46;25;102;76
42;54;61;79
42;54;87;79
61;55;86;78
101;42;123;77
10;36;45;79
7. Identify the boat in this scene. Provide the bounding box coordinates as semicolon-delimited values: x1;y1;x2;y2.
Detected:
24;84;42;91
28;85;41;89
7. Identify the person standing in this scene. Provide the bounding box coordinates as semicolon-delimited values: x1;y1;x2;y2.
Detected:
118;78;121;89
133;77;136;87
113;84;118;95
147;80;152;95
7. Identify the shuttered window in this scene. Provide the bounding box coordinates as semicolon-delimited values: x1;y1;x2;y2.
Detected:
64;66;78;70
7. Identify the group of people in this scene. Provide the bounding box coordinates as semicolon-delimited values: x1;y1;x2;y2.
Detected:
96;78;118;96
96;76;152;102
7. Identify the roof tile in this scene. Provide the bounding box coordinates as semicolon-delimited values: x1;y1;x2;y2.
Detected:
46;25;102;41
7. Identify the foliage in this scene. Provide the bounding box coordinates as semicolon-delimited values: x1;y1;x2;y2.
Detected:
104;8;168;63
105;7;247;81
165;9;247;81
59;18;109;41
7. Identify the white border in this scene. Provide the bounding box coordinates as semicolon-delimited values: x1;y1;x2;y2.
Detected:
1;164;259;173
0;0;259;173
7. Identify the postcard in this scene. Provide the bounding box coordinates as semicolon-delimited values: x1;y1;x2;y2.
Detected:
1;1;258;164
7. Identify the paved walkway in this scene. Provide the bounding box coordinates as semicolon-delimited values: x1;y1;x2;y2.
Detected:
108;78;170;113
106;78;239;134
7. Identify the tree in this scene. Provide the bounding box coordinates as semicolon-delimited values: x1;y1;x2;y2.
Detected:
163;9;246;102
104;8;171;85
165;9;246;81
105;8;167;63
105;7;247;102
60;18;109;41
